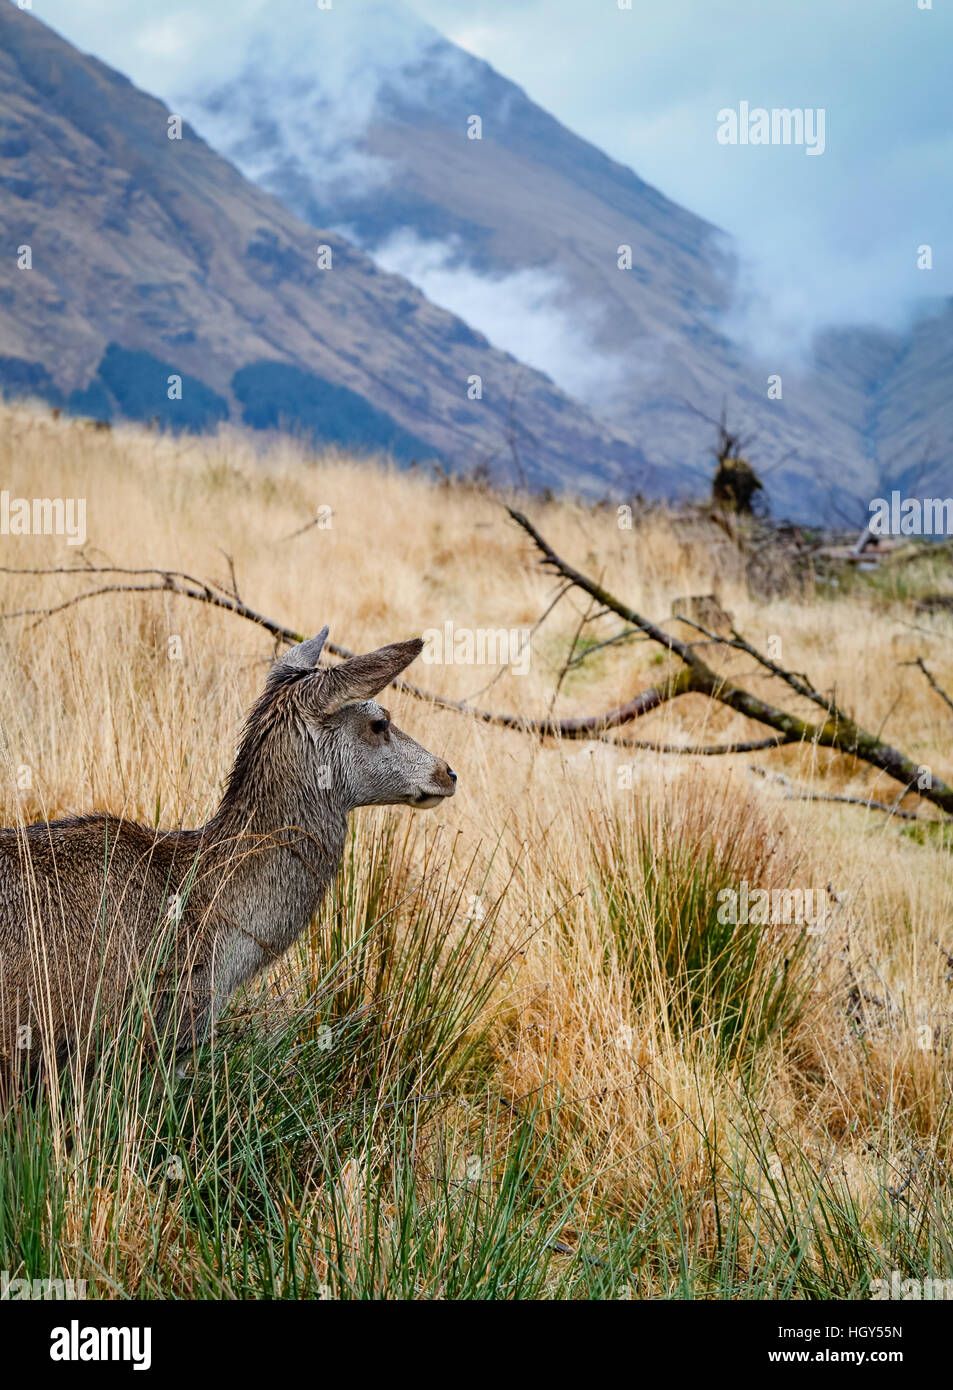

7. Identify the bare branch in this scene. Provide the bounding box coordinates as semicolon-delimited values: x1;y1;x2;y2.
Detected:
673;613;846;720
903;656;953;717
749;766;920;821
0;563;687;740
7;532;953;820
507;507;953;816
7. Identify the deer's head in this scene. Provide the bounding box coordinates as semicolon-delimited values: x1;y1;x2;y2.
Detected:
256;627;457;812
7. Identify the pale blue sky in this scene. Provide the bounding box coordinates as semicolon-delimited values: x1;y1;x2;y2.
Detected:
26;0;953;343
413;0;953;341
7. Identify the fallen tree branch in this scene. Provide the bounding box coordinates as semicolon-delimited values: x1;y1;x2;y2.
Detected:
0;563;688;741
673;613;846;721
621;733;797;756
903;655;953;718
749;765;920;821
0;564;305;647
506;508;953;817
4;542;951;815
0;571;791;753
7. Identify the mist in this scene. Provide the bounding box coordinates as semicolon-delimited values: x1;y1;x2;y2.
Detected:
370;232;628;403
30;0;953;377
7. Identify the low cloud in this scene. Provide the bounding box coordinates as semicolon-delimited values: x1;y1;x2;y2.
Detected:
33;0;953;376
372;231;628;404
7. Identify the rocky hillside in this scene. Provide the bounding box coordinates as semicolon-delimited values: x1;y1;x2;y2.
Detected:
0;4;642;496
181;0;951;517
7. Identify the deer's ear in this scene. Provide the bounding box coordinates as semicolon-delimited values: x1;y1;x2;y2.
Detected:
321;638;423;713
279;626;330;671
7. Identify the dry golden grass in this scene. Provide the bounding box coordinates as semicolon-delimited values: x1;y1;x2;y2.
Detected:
2;400;953;1297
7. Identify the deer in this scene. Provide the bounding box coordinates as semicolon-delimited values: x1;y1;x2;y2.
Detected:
0;628;456;1094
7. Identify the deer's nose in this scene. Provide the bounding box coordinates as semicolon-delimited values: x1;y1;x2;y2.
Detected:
446;766;457;784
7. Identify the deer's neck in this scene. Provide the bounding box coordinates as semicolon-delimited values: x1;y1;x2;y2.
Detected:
200;771;349;992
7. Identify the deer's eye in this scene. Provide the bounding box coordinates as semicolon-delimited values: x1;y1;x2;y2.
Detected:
370;717;390;736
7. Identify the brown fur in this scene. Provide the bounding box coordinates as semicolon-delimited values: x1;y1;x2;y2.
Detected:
0;632;455;1095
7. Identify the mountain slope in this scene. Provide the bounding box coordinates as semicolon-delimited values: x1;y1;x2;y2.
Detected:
0;4;642;495
181;0;950;517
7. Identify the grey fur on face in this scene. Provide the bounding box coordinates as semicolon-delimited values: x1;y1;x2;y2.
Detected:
0;629;456;1093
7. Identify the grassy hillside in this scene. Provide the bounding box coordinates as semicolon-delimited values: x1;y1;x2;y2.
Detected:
1;403;953;1299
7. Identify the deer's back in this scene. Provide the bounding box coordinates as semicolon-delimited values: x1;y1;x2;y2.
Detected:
0;814;207;1075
